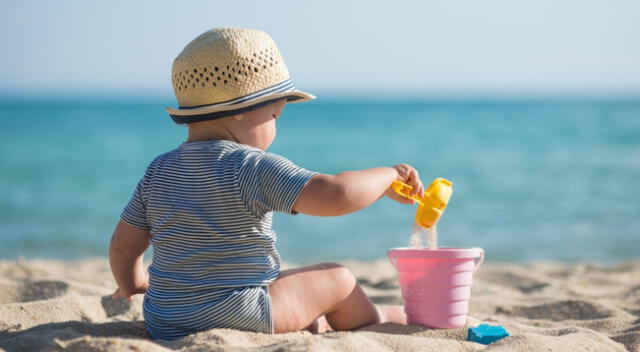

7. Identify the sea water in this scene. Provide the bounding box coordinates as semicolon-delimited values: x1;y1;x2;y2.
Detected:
1;98;639;262
410;224;438;249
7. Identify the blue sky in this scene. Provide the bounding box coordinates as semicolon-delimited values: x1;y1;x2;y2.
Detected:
0;0;639;98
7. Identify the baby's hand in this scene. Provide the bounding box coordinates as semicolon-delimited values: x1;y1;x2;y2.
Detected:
385;164;424;204
111;282;148;301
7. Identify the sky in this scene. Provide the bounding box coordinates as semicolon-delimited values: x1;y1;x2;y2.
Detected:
0;0;639;98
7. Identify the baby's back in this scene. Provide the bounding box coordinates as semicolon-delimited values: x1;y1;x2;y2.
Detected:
120;139;316;338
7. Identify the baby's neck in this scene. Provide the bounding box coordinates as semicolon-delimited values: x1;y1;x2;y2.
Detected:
186;122;236;143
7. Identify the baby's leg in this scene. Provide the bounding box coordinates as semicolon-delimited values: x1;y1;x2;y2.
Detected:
269;262;379;333
308;305;406;333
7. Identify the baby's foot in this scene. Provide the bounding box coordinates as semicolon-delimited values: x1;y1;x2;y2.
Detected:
377;305;407;324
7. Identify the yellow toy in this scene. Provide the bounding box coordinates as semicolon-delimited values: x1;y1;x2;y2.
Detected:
392;177;453;228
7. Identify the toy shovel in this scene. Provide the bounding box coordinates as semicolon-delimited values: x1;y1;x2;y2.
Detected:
391;177;453;228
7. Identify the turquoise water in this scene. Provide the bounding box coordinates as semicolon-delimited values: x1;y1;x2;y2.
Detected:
1;98;639;263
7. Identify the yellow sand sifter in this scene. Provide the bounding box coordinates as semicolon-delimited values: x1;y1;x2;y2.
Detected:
392;177;453;228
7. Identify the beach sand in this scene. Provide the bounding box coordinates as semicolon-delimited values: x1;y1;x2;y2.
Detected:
0;258;638;352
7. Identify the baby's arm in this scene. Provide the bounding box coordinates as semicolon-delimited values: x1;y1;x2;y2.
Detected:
293;164;424;216
109;220;151;300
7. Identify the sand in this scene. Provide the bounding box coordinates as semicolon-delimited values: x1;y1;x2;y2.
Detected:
0;258;638;352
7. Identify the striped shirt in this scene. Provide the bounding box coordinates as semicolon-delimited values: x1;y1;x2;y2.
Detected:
120;139;316;339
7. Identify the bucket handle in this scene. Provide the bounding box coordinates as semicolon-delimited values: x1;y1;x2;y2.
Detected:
473;249;485;272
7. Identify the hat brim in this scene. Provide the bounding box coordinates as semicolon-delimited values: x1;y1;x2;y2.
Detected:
166;89;315;124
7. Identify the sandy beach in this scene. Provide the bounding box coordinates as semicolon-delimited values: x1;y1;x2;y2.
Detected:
0;258;638;352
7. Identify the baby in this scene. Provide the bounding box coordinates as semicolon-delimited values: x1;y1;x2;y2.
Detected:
109;27;424;340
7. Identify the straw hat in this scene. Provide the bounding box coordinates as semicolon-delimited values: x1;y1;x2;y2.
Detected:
166;28;315;123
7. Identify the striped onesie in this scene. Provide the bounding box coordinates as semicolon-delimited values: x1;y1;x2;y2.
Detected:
120;139;316;340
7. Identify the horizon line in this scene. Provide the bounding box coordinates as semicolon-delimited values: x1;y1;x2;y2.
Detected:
1;89;640;104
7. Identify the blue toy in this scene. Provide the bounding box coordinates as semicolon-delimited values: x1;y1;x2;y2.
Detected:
467;324;510;345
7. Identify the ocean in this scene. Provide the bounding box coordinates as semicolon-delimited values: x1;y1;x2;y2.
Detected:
1;98;639;263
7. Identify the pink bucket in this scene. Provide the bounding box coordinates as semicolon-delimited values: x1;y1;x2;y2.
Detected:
387;247;484;329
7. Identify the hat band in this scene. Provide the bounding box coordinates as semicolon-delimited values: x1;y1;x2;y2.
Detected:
179;79;295;110
170;96;304;124
169;79;301;124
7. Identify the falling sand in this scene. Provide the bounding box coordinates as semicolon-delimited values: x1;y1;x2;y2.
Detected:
409;224;438;249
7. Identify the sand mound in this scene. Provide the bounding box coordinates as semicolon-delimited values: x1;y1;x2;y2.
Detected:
0;259;637;351
0;280;68;304
497;299;619;321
